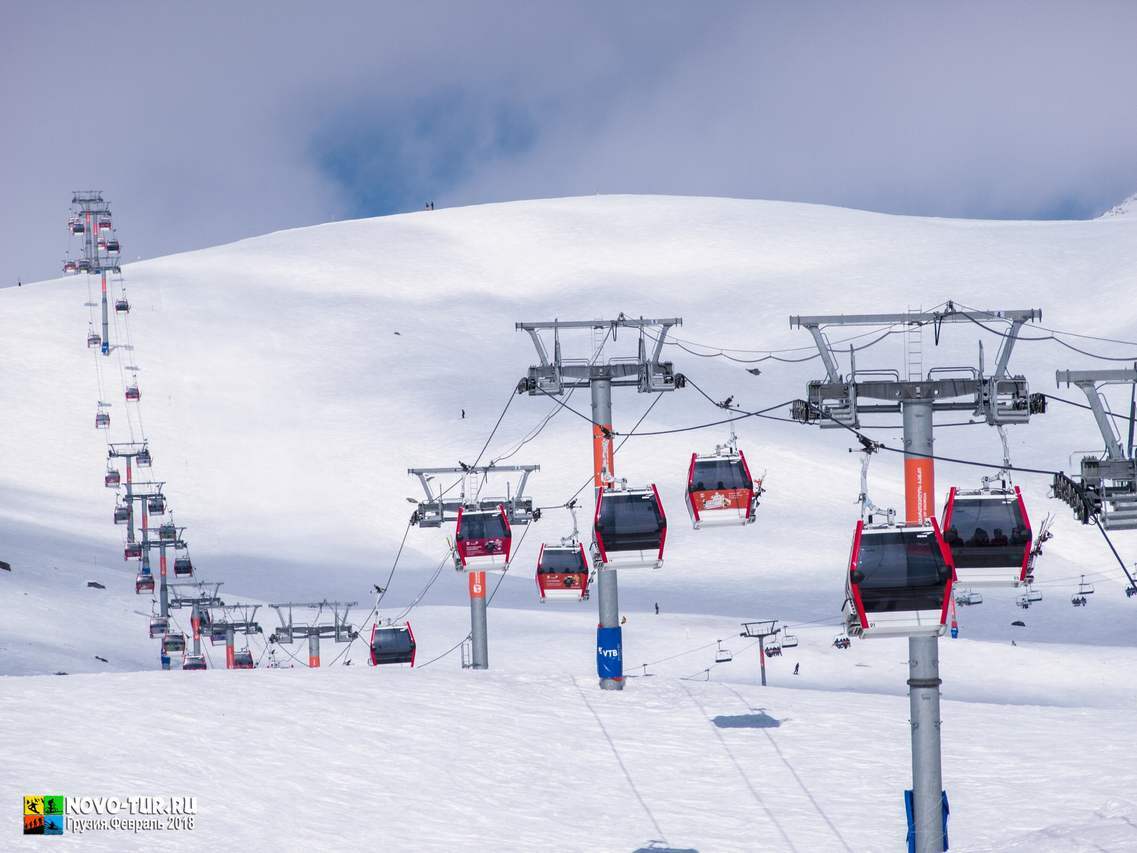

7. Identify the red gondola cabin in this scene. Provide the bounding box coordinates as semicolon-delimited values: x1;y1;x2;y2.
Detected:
686;448;761;528
592;483;666;570
536;543;590;601
454;505;511;570
941;486;1033;587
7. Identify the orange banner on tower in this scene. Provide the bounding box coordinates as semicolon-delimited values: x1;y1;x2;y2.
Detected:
468;570;486;599
904;458;935;523
593;423;614;487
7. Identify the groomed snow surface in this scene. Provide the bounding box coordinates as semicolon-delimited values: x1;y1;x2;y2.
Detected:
3;195;1137;850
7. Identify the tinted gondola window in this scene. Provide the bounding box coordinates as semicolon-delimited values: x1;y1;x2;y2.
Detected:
372;628;415;663
539;548;585;573
944;498;1029;567
856;531;949;612
598;494;663;533
690;459;749;491
459;512;507;540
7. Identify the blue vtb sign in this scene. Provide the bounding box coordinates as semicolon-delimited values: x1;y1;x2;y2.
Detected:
596;626;623;679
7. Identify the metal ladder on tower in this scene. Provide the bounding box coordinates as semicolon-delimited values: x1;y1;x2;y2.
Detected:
906;307;924;382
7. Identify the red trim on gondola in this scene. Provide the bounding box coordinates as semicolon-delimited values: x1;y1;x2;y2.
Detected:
535;544;546;597
848;519;869;629
369;623;378;666
500;504;512;563
738;450;755;519
652;483;667;561
686;454;700;523
941;487;958;579
455;506;466;567
1014;485;1033;582
593;491;608;564
406;622;417;667
931;518;955;625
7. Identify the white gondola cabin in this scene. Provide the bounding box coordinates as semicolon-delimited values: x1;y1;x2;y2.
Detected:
536;543;590;601
453;505;511;570
369;622;416;666
941;486;1033;587
843;519;955;639
149;617;168;638
592;483;667;570
686;444;761;528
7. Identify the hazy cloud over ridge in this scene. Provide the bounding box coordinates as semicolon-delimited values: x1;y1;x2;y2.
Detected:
5;1;1137;282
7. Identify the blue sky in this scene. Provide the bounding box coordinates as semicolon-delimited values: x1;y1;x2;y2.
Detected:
4;1;1137;283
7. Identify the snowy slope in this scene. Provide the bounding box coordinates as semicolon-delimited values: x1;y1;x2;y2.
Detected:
3;195;1137;850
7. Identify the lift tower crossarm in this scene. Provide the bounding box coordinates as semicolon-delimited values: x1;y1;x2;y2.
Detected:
1057;367;1137;461
789;308;1041;327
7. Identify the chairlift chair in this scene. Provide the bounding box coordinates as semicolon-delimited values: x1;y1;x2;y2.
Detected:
135;571;154;594
714;641;733;664
832;634;851;650
136;448;151;467
592;482;667;570
1077;575;1095;596
764;641;782;657
940;486;1033;587
1071;594;1088;607
104;468;121;487
686;441;761;528
232;649;255;669
1026;585;1043;603
843;518;955;639
955;587;983;606
149;617;168;638
162;632;186;654
87;329;101;347
125;384;140;402
147;495;166;515
781;627;799;649
114;504;130;524
535;543;590;601
453;505;511;570
115;296;130;313
173;556;193;577
369;622;416;666
125;542;143;560
182;653;207;671
95;410;110;429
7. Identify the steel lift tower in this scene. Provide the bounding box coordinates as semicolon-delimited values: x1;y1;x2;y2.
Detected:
205;604;263;669
271;601;357;668
1052;366;1137;532
516;315;684;690
167;582;224;670
790;303;1044;853
66;191;121;356
408;463;540;670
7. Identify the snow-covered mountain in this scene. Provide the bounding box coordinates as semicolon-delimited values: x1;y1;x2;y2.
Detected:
3;195;1136;851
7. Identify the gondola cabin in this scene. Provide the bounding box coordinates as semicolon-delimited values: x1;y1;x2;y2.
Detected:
686;449;760;528
95;411;110;429
232;650;255;669
115;297;130;313
182;653;207;671
535;543;590;601
105;469;121;487
592;484;666;570
97;217;112;232
87;331;101;347
147;495;166;515
369;622;416;666
125;385;141;402
107;239;120;254
173;556;193;577
941;487;1032;587
71;221;85;234
135;571;154;593
97;237;107;250
453;505;511;570
149;617;168;638
843;519;954;639
162;633;186;654
136;448;151;467
125;543;143;560
77;259;91;272
114;504;130;524
209;624;228;645
64;260;78;274
158;522;177;542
